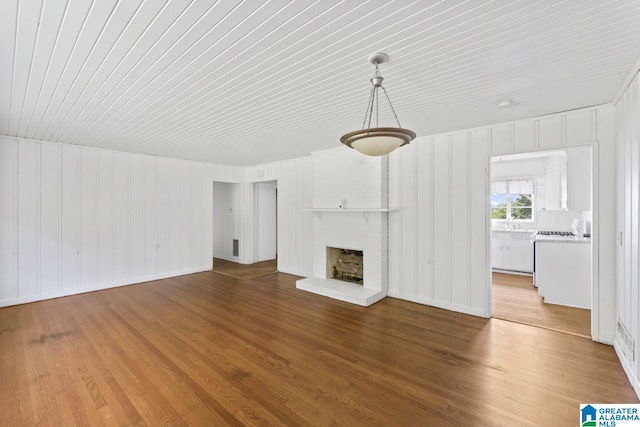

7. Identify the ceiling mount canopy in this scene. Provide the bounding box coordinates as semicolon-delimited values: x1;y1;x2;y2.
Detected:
340;53;416;156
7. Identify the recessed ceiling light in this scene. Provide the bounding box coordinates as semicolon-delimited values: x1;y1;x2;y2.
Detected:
496;99;514;109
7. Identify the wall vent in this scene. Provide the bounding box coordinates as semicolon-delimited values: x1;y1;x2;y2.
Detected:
617;318;635;361
233;239;239;257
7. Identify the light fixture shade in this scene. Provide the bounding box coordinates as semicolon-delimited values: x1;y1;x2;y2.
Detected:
340;127;416;156
340;53;416;156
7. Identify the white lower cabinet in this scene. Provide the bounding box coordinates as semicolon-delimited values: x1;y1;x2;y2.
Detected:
535;241;590;308
491;232;534;273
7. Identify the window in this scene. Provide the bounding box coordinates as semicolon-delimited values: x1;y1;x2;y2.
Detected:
491;180;534;220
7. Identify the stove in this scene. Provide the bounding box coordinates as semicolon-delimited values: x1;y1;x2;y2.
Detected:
536;231;575;237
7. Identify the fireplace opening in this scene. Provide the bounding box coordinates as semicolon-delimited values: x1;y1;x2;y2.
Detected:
327;247;363;284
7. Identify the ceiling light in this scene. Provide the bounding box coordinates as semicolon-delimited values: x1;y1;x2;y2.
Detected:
340;53;416;156
496;99;514;109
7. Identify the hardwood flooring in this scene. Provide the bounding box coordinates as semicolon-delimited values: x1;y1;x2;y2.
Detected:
492;272;591;337
1;271;637;426
212;257;277;280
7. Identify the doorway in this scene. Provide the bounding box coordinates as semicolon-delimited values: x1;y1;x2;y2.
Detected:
489;146;593;338
212;182;241;265
254;181;277;262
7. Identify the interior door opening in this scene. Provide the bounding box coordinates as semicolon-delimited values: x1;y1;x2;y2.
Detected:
212;181;241;269
489;146;594;338
254;180;277;263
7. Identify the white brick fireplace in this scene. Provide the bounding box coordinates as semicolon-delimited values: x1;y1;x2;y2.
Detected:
296;148;389;306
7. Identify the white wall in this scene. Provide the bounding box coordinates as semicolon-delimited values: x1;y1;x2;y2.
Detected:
615;70;640;396
0;136;242;307
243;157;313;277
212;182;242;262
312;147;385;209
388;105;616;342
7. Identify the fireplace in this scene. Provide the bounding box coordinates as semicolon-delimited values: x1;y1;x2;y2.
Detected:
327;247;363;284
295;147;388;307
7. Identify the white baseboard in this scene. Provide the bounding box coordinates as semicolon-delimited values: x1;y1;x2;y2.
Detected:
613;338;640;399
596;333;614;346
386;291;488;318
0;267;211;308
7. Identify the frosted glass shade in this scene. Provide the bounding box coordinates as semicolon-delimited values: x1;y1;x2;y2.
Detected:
351;136;404;156
340;127;416;156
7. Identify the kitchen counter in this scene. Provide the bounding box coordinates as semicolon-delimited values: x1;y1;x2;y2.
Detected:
534;235;590;244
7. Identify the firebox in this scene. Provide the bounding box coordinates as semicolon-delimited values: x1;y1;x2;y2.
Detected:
326;247;363;284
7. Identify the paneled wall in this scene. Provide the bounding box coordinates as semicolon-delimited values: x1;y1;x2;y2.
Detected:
615;72;640;396
0;136;241;307
243;157;313;277
388;105;616;342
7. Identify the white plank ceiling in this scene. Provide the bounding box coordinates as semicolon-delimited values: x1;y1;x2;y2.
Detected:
2;0;640;166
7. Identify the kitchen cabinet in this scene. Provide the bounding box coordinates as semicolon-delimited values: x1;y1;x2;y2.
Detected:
535;240;590;308
544;153;567;210
566;146;591;211
491;232;534;273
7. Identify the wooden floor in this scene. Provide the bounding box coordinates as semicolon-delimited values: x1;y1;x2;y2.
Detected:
212;257;277;280
492;272;591;337
1;272;637;426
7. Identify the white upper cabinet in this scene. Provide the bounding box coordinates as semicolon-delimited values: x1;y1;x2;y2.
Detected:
566;146;592;211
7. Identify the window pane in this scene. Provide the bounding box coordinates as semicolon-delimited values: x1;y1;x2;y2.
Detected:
510;194;533;207
491;194;507;207
511;207;532;220
491;208;507;219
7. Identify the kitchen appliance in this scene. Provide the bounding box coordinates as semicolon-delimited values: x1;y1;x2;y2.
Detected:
572;219;585;237
536;231;575;236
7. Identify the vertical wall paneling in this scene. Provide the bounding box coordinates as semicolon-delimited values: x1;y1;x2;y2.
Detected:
400;142;417;297
302;158;313;274
0;137;238;307
193;163;204;269
40;142;61;294
389;104;616;322
181;161;193;271
18;140;40;297
469;130;490;310
538;116;565;148
450;133;469;308
157;158;170;276
615;71;640;397
114;152;130;284
80;148;98;289
0;138;17;300
596;106;616;342
388;150;402;294
203;166;213;269
416;138;433;300
491;125;512;154
98;150;115;286
144;156;158;279
432;136;451;303
61;144;79;291
567;111;594;144
129;154;145;281
514;121;537;152
294;160;304;270
170;161;183;272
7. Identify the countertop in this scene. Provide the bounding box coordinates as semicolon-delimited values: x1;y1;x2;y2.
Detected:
534;235;591;244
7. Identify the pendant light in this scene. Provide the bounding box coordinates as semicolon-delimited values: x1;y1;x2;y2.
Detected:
340;53;416;156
